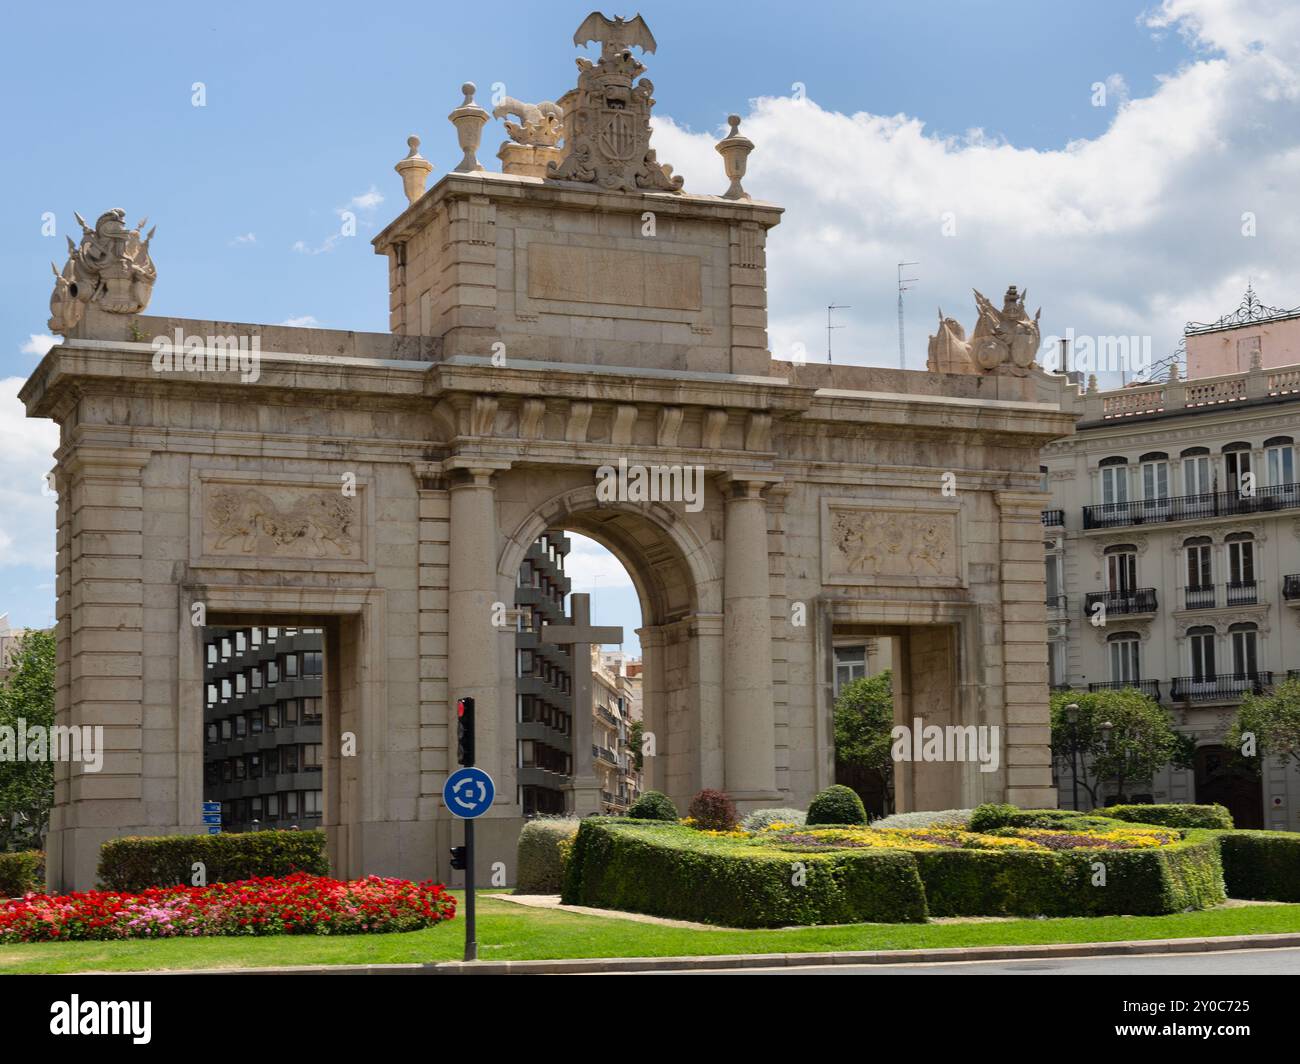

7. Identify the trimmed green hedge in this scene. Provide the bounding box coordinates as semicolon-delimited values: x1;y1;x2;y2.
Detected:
0;851;44;897
1104;804;1233;830
625;790;679;822
969;804;1119;833
916;830;1225;917
562;819;928;927
807;785;868;826
1218;830;1300;902
98;830;328;891
515;819;580;894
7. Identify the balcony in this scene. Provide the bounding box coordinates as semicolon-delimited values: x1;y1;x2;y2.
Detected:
1041;509;1064;528
1181;582;1262;610
1082;483;1300;530
1170;672;1273;703
1284;575;1300;603
1088;679;1162;701
1084;588;1158;618
592;744;620;767
1046;593;1068;616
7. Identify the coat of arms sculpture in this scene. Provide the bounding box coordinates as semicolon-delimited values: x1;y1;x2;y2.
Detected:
547;12;683;193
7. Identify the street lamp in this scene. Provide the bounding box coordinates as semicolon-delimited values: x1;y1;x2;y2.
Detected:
1064;702;1081;811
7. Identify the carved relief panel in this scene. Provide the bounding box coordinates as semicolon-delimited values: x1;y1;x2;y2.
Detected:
190;470;374;573
820;498;964;588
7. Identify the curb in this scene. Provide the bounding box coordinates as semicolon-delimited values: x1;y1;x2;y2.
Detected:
128;932;1300;975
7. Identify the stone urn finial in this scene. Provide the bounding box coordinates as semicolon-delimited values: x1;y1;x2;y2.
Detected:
394;135;435;205
714;114;754;200
449;82;490;173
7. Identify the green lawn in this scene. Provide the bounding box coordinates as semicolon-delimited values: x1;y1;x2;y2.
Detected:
3;894;1300;973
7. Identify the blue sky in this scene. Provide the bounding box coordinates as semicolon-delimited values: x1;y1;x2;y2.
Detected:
4;1;1298;642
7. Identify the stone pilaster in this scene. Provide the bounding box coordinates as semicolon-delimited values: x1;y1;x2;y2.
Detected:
720;475;781;802
996;489;1057;808
52;447;151;892
445;461;508;791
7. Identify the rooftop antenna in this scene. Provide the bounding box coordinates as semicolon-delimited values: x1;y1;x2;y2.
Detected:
827;303;850;364
897;262;919;369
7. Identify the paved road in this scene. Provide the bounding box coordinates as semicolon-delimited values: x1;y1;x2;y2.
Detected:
619;946;1300;975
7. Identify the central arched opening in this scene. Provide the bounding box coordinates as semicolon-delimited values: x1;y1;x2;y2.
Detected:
498;488;722;815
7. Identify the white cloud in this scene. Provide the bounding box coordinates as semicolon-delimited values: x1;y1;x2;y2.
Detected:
280;315;320;327
20;334;55;358
646;0;1300;380
0;378;59;569
565;533;635;593
230;232;256;246
348;186;384;212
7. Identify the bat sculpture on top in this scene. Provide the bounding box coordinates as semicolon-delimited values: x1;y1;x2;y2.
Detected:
572;12;657;59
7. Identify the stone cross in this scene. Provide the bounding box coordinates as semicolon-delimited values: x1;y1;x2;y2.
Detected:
541;592;622;815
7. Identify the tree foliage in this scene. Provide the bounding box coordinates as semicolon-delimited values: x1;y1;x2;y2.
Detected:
0;629;56;851
1228;676;1300;768
832;670;894;813
1049;687;1190;807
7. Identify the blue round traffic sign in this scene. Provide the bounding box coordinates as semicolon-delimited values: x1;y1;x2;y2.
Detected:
443;767;496;819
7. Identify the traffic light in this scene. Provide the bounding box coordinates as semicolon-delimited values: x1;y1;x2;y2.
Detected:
449;846;467;871
456;696;475;767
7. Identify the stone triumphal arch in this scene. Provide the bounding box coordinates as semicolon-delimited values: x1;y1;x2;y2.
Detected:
22;15;1078;890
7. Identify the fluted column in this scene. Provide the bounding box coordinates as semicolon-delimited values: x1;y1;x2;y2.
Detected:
721;475;781;801
446;461;508;788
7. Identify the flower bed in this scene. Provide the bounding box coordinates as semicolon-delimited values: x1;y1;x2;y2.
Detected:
0;873;456;944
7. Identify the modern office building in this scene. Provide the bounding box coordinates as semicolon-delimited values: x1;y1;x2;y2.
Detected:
1042;289;1300;829
202;626;325;833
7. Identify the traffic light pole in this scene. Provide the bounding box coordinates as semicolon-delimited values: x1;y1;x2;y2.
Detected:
463;816;476;961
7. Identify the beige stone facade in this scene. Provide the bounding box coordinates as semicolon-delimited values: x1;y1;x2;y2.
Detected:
21;18;1079;891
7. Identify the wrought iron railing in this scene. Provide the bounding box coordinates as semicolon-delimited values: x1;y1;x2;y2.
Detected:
1283;575;1300;601
1041;509;1064;527
1170;672;1273;702
1082;483;1300;529
1087;680;1162;700
1084;588;1158;616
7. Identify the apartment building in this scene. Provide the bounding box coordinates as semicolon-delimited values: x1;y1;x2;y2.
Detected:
594;649;643;813
202;626;325;833
1043;291;1300;829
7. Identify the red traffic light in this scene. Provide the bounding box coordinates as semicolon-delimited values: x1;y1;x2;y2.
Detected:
457;699;466;717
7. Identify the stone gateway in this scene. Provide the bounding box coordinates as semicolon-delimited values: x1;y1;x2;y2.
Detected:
21;13;1078;891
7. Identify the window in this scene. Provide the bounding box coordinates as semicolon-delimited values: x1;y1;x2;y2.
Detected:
1182;447;1212;495
206;643;217;666
1230;623;1258;678
251;627;262;648
302;697;321;721
302;651;322;678
206;683;217;707
1185;536;1212;589
283;791;298;818
1140;452;1169;502
266;747;280;774
235;630;247;654
282;653;299;679
1045;553;1063;607
235;714;247;739
1223;443;1252;497
282;745;299;772
834;645;867;694
304;791;322;816
248;753;262;779
1227;533;1255;586
220;718;233;742
250;666;262;691
249;709;263;734
266;659;279;684
1048;640;1067;687
1099;457;1128;506
235;672;246;696
206;722;218;745
283;699;299;725
1105;546;1137;594
1108;633;1140;683
266;793;280;819
1188;626;1216;682
234;757;246;780
1265;436;1295;486
303;743;322;771
267;703;281;729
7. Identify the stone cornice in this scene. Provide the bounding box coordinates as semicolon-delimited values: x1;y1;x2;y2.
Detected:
371;170;784;254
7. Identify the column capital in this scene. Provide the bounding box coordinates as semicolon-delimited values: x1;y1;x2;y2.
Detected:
715;470;783;500
443;456;511;488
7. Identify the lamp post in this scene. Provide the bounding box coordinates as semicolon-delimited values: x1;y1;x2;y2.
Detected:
1065;702;1080;811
